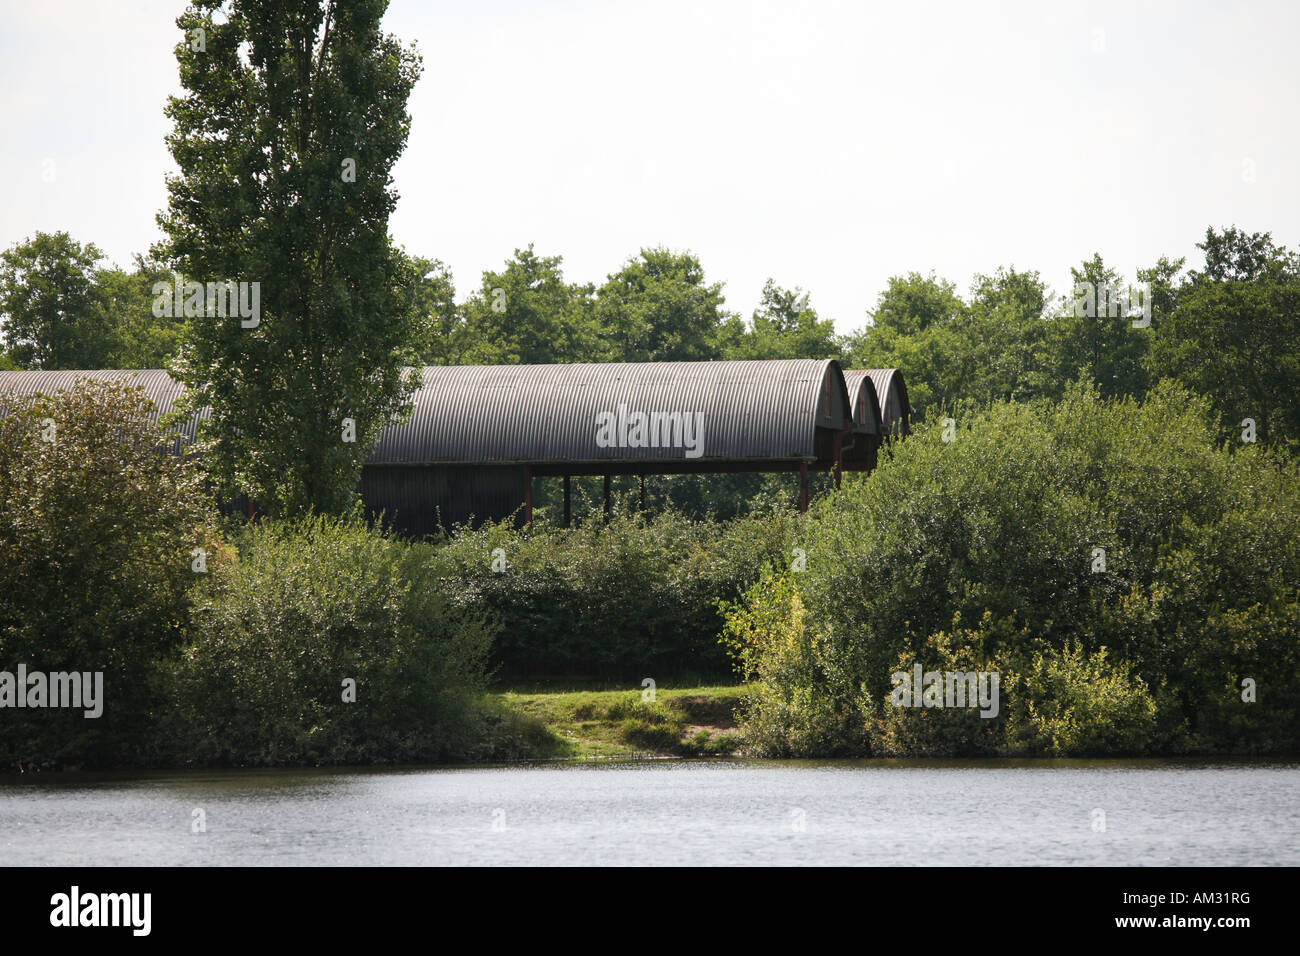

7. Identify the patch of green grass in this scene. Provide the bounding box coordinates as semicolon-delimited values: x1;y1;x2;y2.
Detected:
489;683;752;759
678;729;742;757
618;718;683;752
470;697;570;761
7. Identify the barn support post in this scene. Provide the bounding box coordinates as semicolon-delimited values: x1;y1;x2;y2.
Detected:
799;461;809;513
833;421;853;489
603;474;611;521
523;466;533;529
563;475;571;528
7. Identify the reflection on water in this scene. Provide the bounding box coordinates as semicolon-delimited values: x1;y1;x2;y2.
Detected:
2;758;1297;866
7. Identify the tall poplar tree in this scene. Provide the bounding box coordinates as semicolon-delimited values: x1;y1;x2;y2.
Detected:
160;0;422;516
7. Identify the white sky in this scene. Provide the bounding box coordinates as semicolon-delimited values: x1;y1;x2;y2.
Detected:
2;0;1297;334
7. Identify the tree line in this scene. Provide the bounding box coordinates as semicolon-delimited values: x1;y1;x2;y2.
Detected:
4;225;1297;449
1;0;1296;523
0;235;843;369
3;0;1297;764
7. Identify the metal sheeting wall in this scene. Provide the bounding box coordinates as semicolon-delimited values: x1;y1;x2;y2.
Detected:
2;361;882;532
840;370;885;471
1;362;857;467
0;369;202;454
861;368;911;437
360;465;528;537
842;370;884;435
369;360;850;466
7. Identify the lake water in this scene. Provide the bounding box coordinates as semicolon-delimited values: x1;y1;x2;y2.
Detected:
2;758;1296;866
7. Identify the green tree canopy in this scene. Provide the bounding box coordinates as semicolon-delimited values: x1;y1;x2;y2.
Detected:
594;247;730;362
1189;225;1299;284
161;0;423;516
864;271;965;337
845;272;969;419
400;252;462;366
1044;253;1150;399
721;279;844;360
459;245;596;365
1149;226;1300;446
943;266;1052;407
0;231;113;369
100;254;186;368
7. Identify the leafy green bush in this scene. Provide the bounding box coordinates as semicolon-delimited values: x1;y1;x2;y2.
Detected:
167;514;496;766
422;506;799;679
720;570;867;756
1000;640;1158;756
0;379;217;768
727;382;1300;755
862;613;1012;757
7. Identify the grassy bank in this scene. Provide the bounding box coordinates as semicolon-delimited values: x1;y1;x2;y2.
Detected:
489;683;750;759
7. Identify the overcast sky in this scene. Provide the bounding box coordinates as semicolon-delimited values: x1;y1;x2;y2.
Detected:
2;0;1297;334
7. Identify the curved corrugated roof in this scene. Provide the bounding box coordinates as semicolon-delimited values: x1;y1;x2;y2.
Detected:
373;360;848;465
1;361;852;467
859;368;911;437
842;370;883;435
0;369;201;452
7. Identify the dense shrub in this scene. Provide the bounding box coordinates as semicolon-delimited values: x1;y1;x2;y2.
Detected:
0;380;217;768
725;382;1300;755
719;571;867;756
531;469;839;522
1000;639;1158;756
0;379;796;768
421;505;800;679
167;514;497;765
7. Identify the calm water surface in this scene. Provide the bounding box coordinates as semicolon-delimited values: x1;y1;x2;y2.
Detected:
2;759;1296;866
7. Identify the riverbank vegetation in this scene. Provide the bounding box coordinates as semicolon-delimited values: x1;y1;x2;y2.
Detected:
0;380;761;768
417;508;797;679
490;684;746;759
7;221;1300;764
4;1;1297;769
722;382;1300;757
4;364;1300;767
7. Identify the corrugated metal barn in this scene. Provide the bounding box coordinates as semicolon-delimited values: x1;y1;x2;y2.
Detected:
0;361;910;537
839;370;885;472
0;368;201;453
368;360;856;533
855;367;912;437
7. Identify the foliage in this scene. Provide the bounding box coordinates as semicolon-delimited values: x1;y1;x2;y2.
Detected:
99;255;186;368
720;279;845;360
0;234;187;371
0;379;218;768
401;252;462;366
1000;640;1158;756
458;245;597;364
1043;253;1150;400
422;507;799;679
530;469;836;523
718;570;866;756
839;614;1001;756
493;684;746;758
593;247;731;362
169;513;496;765
161;0;423;517
1148;227;1300;448
0;231;114;369
726;382;1300;755
846;267;1057;419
